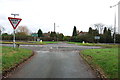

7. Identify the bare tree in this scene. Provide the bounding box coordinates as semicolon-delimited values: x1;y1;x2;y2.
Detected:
0;25;5;35
94;23;105;34
16;26;30;35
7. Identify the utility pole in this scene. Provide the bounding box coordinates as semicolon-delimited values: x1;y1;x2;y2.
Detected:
114;13;116;44
118;1;120;34
54;23;55;32
110;2;120;44
53;23;60;41
11;13;19;48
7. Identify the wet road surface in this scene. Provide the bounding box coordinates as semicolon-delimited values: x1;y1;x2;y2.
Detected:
2;43;101;78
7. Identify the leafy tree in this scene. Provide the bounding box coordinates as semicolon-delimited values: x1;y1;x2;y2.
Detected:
92;29;99;36
50;32;56;38
16;32;27;36
103;27;107;35
63;36;70;41
72;26;77;36
107;29;113;43
116;34;120;43
50;32;57;41
57;33;64;41
88;27;99;36
102;27;107;43
37;29;43;37
102;27;113;43
2;33;8;36
88;27;93;34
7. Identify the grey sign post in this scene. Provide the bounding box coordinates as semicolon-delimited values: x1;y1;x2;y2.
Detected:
11;14;19;48
8;14;22;48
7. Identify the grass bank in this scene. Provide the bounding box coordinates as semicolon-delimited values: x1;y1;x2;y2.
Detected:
67;42;119;78
1;46;33;73
81;47;118;78
68;42;120;78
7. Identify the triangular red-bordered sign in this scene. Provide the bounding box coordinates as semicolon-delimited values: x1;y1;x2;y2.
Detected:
8;17;22;29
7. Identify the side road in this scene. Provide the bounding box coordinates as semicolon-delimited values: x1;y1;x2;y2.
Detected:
2;43;101;78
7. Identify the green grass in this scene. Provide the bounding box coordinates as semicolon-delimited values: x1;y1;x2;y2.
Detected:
0;41;59;45
29;41;59;44
1;46;32;72
68;42;119;78
81;47;119;78
0;41;45;45
43;41;59;44
0;46;2;74
67;42;118;48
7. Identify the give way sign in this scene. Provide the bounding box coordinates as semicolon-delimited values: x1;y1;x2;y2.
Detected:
8;17;22;29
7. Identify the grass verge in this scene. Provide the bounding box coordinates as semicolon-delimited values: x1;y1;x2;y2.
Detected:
43;41;59;44
67;42;118;48
1;46;33;74
68;42;119;78
0;41;45;45
0;41;59;45
80;47;119;78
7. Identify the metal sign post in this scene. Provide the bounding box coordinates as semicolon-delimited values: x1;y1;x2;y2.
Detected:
13;29;15;48
8;16;22;48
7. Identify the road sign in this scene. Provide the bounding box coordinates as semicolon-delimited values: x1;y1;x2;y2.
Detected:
31;33;38;37
8;17;22;29
94;36;100;39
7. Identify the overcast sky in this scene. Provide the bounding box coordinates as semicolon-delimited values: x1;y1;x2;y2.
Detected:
0;0;119;36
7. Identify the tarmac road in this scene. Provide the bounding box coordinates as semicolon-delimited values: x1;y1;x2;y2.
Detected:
2;43;101;78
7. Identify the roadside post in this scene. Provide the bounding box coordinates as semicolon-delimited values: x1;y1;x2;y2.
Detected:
8;16;22;48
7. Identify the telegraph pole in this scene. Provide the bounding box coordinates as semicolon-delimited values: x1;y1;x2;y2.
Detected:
11;13;19;48
114;13;116;44
118;1;120;34
110;2;120;44
54;23;55;32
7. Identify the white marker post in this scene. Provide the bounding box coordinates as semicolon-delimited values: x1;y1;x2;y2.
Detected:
8;15;22;48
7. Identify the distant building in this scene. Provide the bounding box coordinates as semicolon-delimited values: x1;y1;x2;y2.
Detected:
43;31;50;37
78;31;88;36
